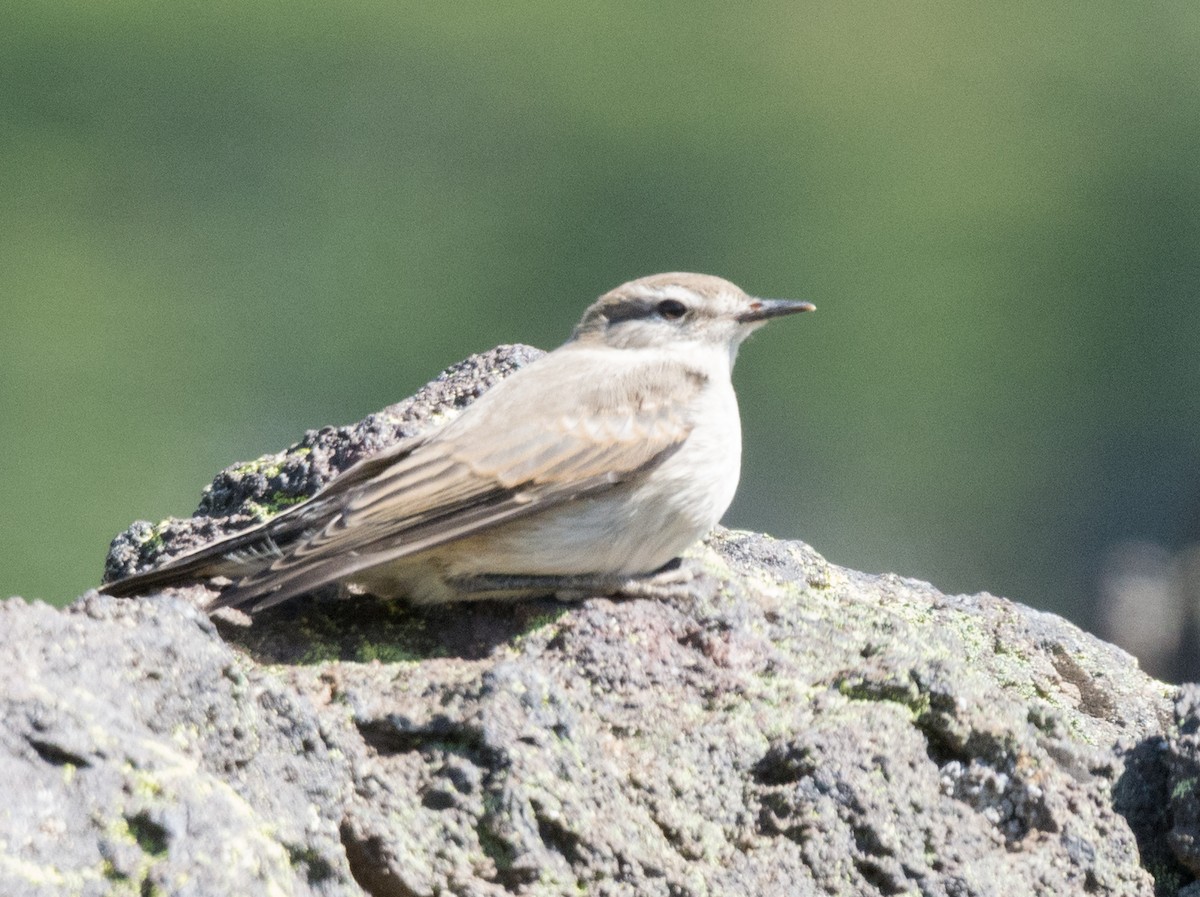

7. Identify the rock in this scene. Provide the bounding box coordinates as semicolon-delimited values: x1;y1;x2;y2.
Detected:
4;346;1196;896
1167;686;1200;879
0;593;354;897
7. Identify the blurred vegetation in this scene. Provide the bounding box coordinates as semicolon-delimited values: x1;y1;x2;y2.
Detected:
3;2;1199;665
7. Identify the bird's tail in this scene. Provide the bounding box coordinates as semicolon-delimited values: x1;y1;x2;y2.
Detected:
99;509;308;600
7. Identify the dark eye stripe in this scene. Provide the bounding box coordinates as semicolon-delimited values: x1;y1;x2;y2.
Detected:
602;300;656;325
601;295;692;326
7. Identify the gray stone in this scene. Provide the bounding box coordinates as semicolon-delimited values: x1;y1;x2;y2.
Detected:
4;345;1196;896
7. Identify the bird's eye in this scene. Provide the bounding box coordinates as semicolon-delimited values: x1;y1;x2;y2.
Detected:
656;299;687;320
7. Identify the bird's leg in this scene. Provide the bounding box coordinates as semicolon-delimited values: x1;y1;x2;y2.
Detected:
449;558;698;603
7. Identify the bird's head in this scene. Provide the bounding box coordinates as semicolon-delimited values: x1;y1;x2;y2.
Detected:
571;273;814;363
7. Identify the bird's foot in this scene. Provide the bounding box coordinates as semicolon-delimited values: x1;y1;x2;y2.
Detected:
449;558;702;603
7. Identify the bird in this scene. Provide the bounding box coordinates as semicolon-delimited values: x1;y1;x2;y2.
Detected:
100;273;814;613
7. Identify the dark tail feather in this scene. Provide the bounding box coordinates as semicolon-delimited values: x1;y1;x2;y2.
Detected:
99;552;233;598
204;564;334;614
99;509;313;600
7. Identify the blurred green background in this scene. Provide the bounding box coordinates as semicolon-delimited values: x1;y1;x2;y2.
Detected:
4;3;1199;675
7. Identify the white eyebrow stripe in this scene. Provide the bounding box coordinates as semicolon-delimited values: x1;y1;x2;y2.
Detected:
642;284;702;303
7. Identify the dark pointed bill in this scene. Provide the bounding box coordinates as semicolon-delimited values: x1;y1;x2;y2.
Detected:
737;298;816;323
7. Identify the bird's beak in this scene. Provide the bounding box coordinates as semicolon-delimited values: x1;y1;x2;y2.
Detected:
737;298;816;323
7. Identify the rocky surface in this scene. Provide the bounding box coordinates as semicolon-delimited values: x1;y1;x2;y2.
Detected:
3;346;1198;896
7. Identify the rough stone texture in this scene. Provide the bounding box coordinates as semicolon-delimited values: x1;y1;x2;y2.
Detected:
0;594;354;897
4;345;1198;896
1167;686;1200;884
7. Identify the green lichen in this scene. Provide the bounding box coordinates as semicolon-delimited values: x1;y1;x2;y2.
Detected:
523;608;568;634
0;854;109;893
101;859;125;882
284;843;335;884
476;804;518;874
353;639;433;665
837;676;932;718
137;523;167;553
126;812;168;857
243;491;309;520
127;768;166;801
97;813;162;896
228;452;288;479
1172;776;1198;801
241;600;447;666
230;444;312;480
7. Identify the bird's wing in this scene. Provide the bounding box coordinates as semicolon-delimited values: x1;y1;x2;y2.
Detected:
211;351;707;611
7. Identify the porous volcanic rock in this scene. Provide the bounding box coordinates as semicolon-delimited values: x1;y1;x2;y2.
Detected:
3;346;1195;897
